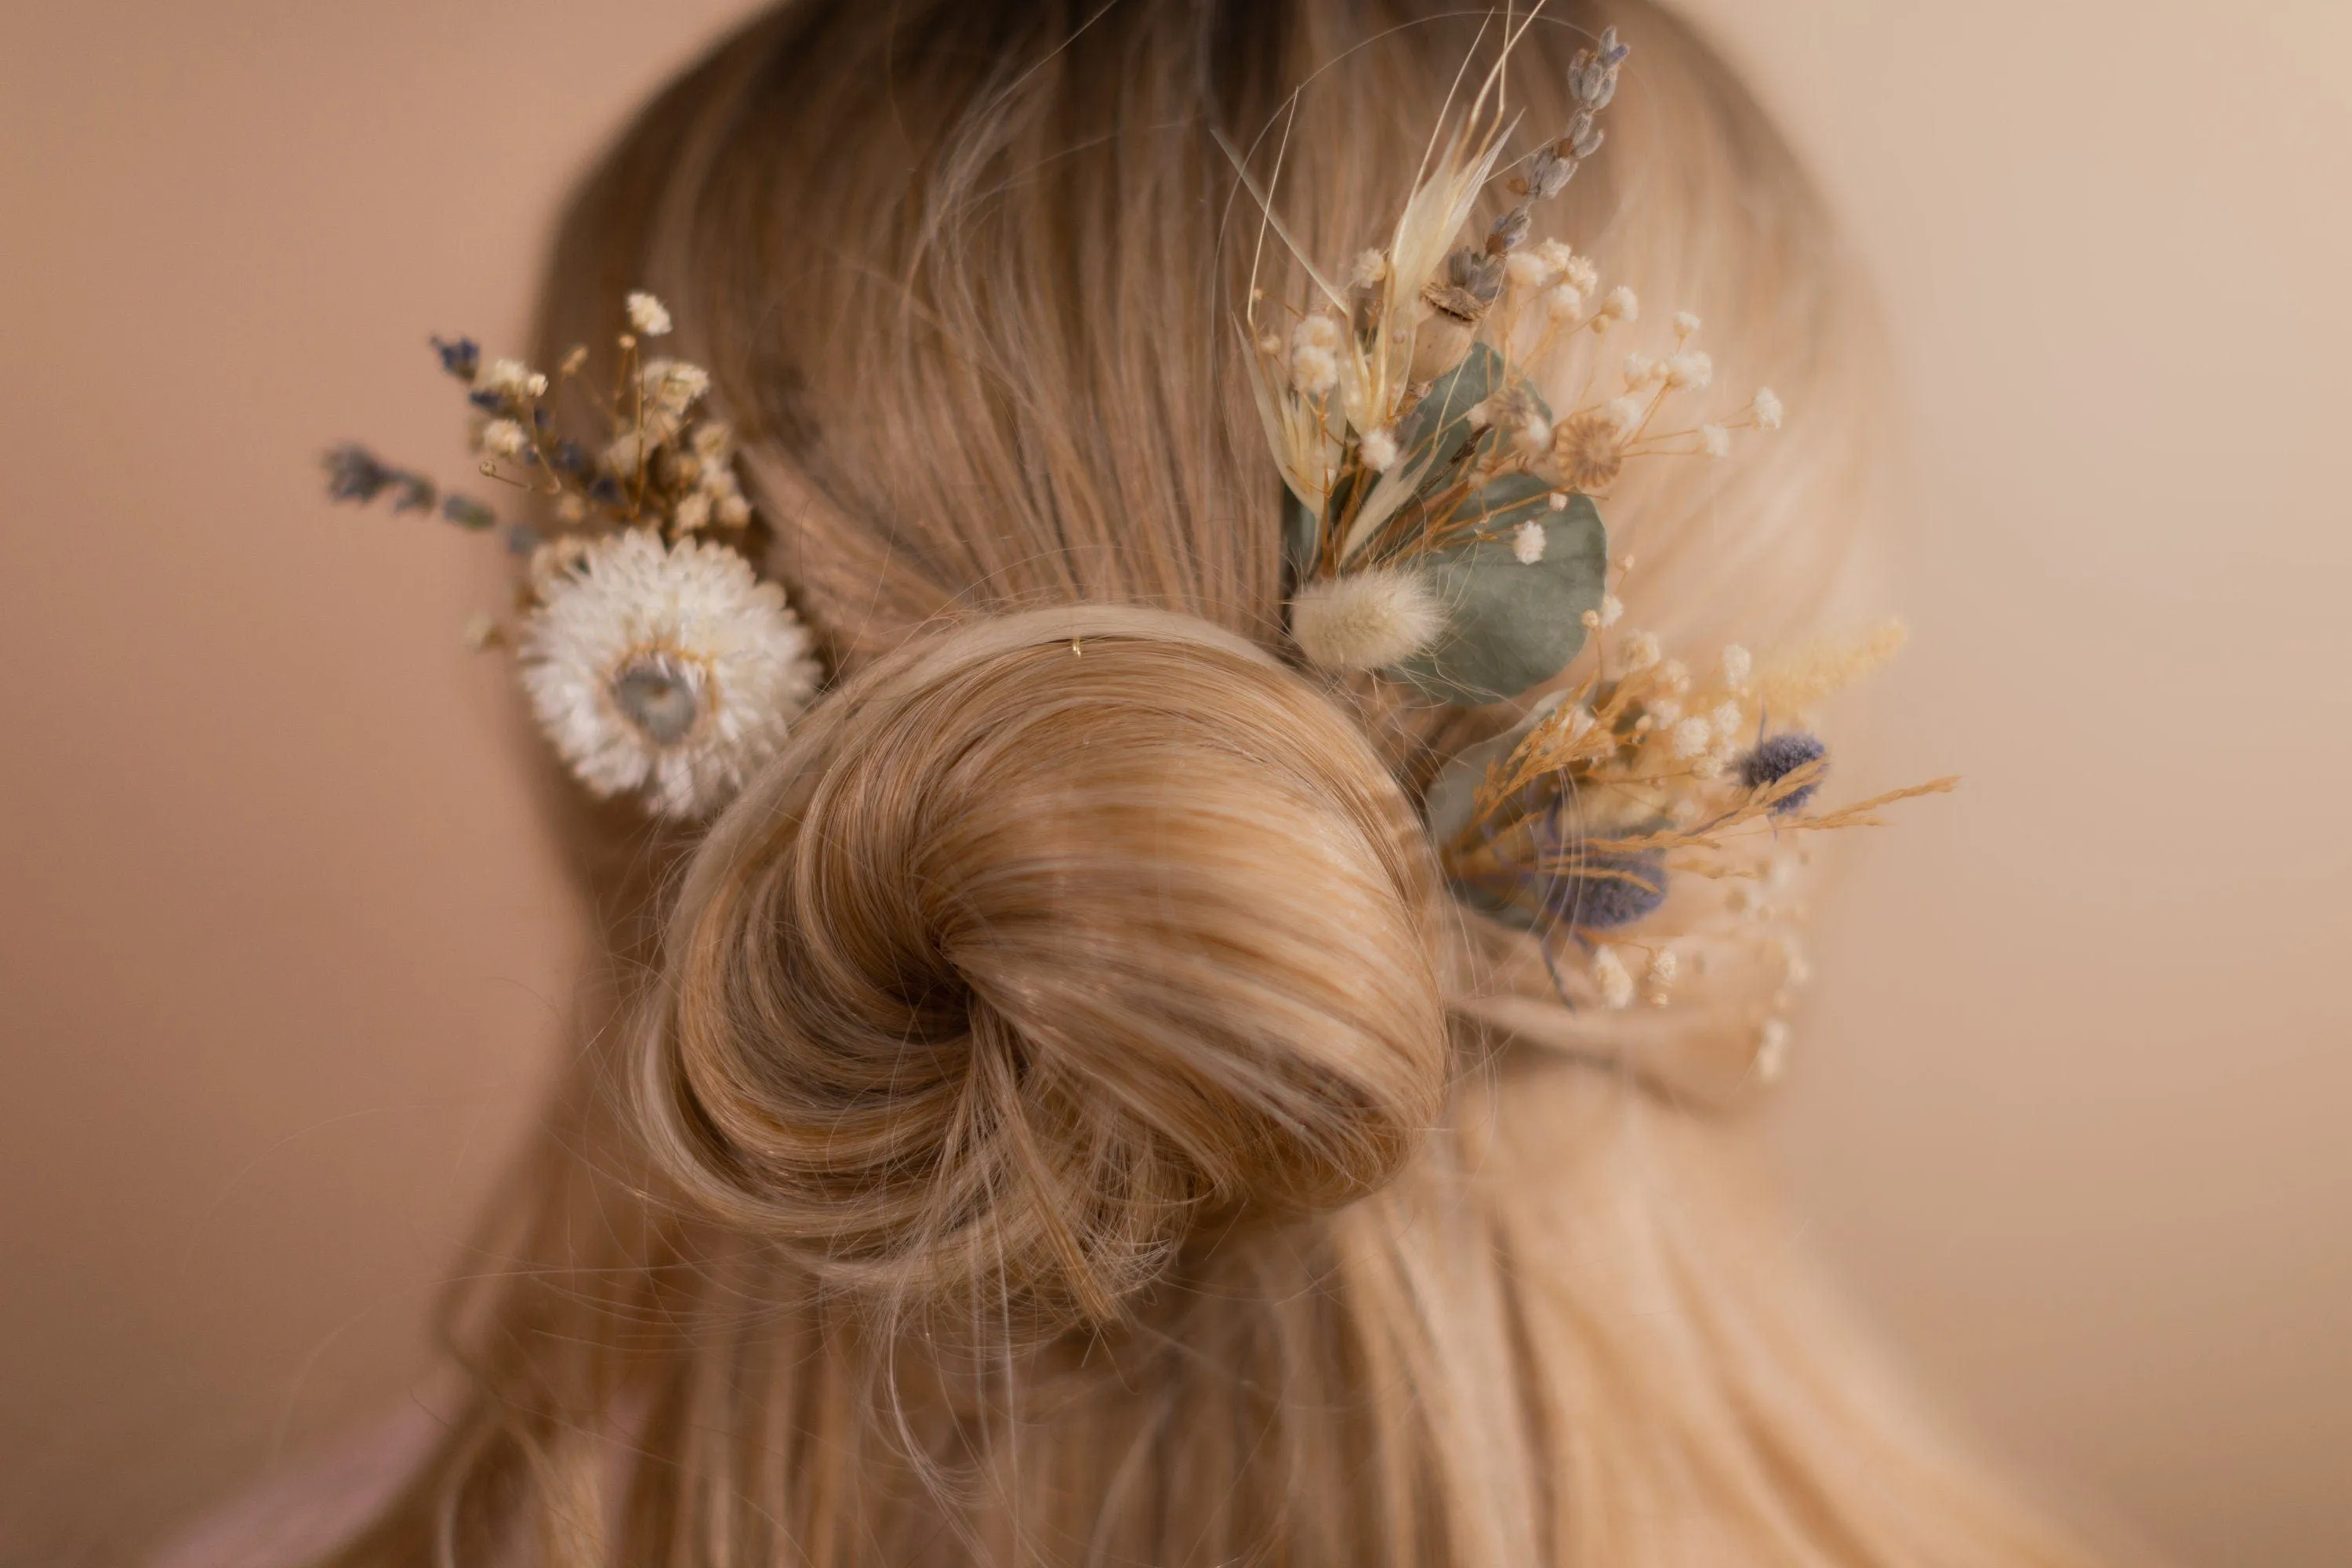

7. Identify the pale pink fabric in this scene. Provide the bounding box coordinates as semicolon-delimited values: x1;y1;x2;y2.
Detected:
151;1406;438;1568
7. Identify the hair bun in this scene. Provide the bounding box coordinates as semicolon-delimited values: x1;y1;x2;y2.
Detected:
637;607;1448;1330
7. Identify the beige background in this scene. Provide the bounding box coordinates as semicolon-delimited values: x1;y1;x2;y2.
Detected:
2;2;2346;1563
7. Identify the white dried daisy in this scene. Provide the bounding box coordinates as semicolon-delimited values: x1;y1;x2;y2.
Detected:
519;530;821;818
1289;569;1445;672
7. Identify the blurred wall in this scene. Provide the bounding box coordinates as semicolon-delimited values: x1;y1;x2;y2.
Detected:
0;2;2344;1563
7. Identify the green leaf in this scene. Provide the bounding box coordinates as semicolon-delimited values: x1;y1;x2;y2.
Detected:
1386;489;1608;706
1282;487;1319;583
1392;342;1505;497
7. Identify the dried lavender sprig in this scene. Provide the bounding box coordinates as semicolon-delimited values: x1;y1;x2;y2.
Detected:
1451;28;1635;293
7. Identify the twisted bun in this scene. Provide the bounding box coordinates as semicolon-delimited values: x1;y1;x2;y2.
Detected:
637;607;1447;1329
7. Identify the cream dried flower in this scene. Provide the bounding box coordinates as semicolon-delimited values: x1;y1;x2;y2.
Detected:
1511;519;1547;564
1289;569;1444;672
477;419;529;459
1700;423;1731;457
1669;715;1714;758
1552;401;1639;492
1290;343;1339;397
1359;426;1400;473
1720;643;1753;689
1592;946;1635;1010
1599;285;1639;323
520;529;819;817
1664;350;1713;390
479;358;548;400
626;291;673;337
1752;387;1784;430
641;358;710;413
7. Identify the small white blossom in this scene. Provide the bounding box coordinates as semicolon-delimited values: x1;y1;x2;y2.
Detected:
1700;423;1731;457
1291;343;1339;397
1601;395;1645;431
1597;593;1624;627
1514;414;1555;459
1672;310;1702;338
1621;630;1661;671
1560;253;1599;296
625;291;673;337
1359;426;1400;472
1624;351;1660;386
1600;285;1639;323
1643;948;1679;1005
1720;644;1752;689
479;358;548;400
691;421;735;463
1543;284;1584;322
1348;249;1388;289
1711;700;1744;739
1290;569;1445;671
1294;313;1344;354
1755;1018;1791;1083
1505;250;1555;291
673;491;712;532
1751;387;1784;430
1660;659;1692;693
1548;492;1569;510
641;358;710;412
1670;716;1714;758
1646;697;1683;725
1664;350;1713;390
1512;519;1547;564
477;419;529;459
713;492;752;528
1466;399;1494;430
1592;946;1635;1010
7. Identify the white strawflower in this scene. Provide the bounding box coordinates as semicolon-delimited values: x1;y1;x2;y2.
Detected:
1359;426;1400;472
1591;946;1635;1010
1752;387;1784;430
1512;519;1547;564
1669;715;1713;758
477;418;529;459
1720;643;1752;689
1289;569;1445;672
520;530;820;817
626;291;673;337
1700;423;1732;457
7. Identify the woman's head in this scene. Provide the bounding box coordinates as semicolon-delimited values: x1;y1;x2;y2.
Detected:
325;5;2104;1565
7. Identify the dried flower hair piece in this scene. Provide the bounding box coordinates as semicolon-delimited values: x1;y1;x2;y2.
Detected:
1241;26;1948;1044
322;296;822;817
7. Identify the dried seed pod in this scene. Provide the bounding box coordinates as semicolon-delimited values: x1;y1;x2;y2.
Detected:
1411;281;1487;383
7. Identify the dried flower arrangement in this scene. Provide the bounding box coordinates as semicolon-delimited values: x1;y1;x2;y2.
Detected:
1240;22;1948;1036
321;21;1944;1066
323;293;819;816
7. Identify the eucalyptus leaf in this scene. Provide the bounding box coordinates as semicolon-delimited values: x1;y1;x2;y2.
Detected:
1387;489;1607;706
1282;488;1319;583
1394;341;1505;495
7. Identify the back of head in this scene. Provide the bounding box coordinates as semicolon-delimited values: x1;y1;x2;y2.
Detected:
324;5;2111;1566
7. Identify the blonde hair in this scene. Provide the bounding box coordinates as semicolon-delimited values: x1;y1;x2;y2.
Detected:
329;2;2109;1563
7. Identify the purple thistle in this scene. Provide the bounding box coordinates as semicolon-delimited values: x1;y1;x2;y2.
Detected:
1740;731;1828;814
